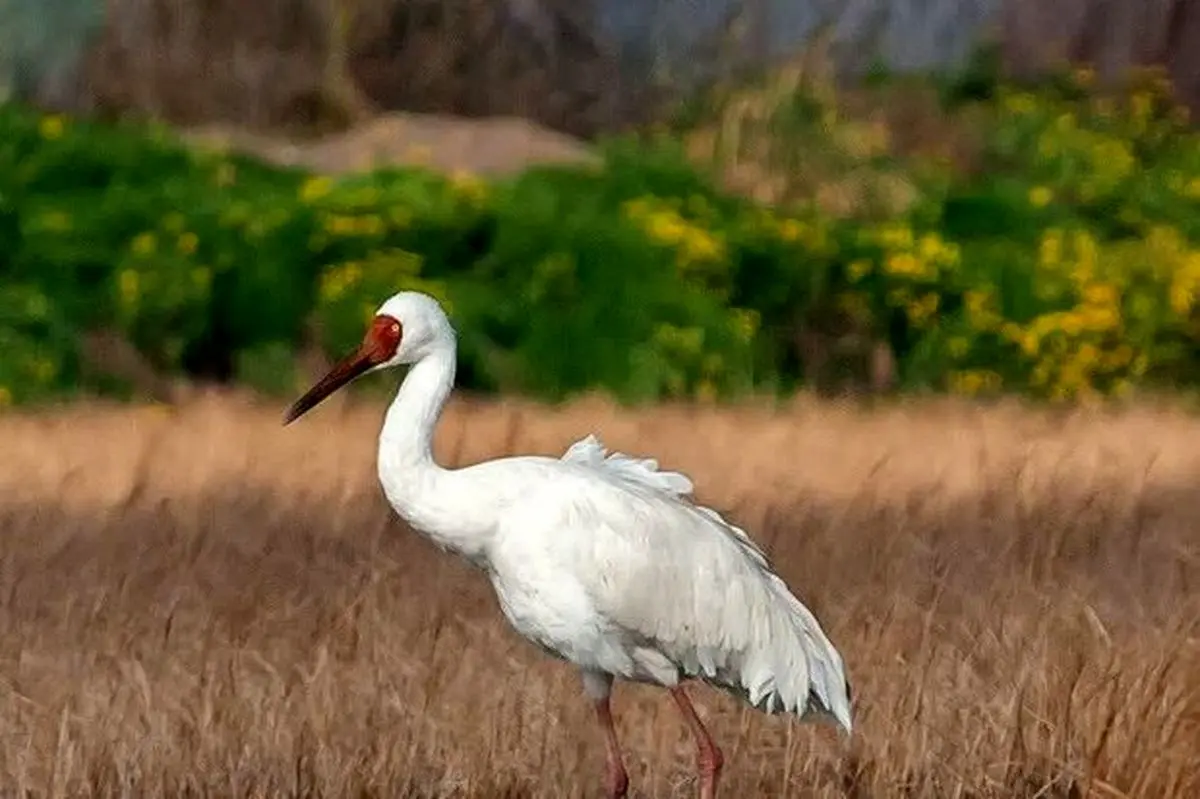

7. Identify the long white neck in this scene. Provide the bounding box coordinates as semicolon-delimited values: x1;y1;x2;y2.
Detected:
379;343;455;471
376;341;490;562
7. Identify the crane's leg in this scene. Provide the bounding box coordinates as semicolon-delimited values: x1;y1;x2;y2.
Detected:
669;685;724;799
582;670;628;798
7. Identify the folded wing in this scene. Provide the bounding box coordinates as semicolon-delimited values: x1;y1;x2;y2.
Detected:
559;434;853;732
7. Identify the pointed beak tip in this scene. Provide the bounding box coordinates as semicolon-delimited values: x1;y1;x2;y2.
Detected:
281;346;375;429
282;403;307;426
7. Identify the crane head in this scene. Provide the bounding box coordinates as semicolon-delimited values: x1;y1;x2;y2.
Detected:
283;313;402;425
283;290;455;425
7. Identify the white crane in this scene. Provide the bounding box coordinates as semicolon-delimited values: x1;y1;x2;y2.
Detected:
284;291;853;799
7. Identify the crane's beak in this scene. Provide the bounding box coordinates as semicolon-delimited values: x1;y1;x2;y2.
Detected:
283;346;376;425
284;314;403;426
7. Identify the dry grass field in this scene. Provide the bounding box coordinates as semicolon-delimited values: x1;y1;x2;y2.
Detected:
0;390;1197;798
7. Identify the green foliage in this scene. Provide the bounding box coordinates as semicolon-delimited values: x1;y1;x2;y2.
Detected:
8;62;1200;409
0;102;318;392
462;141;758;401
917;65;1200;400
0;283;76;404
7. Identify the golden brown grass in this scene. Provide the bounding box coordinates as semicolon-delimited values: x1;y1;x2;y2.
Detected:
0;391;1197;798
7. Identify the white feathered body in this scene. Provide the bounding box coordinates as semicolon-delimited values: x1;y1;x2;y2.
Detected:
380;423;853;733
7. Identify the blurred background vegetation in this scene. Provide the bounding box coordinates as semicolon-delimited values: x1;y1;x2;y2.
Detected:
5;0;1200;408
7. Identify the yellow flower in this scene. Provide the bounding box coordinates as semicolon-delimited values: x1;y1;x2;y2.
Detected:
1170;281;1194;316
119;269;140;308
177;232;198;255
778;219;803;242
622;198;650;220
1019;330;1040;355
1073;229;1098;271
965;290;987;313
876;223;914;250
847;259;872;282
39;115;65;139
950;371;979;395
949;370;1001;396
449;169;488;204
1003;92;1037;115
300;176;333;203
0;386;11;406
131;232;157;256
647;212;686;244
359;215;384;236
1082;282;1118;307
906;293;939;327
678;229;725;265
1039;229;1062;266
1028;186;1053;208
884;252;923;277
964;290;998;329
319;262;364;302
917;233;942;262
324;215;357;236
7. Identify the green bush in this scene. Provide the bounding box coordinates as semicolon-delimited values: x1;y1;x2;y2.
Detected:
0;102;320;387
0;283;77;405
8;63;1200;409
461;143;759;401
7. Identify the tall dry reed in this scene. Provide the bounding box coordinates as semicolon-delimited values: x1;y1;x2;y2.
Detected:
0;390;1196;797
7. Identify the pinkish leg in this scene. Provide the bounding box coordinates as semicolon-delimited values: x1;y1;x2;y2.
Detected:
583;670;628;799
670;685;725;799
593;696;629;798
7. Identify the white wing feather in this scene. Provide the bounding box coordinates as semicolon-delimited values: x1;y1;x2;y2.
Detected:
557;434;853;732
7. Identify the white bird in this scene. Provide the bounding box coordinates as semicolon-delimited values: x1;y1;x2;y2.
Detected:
284;291;853;799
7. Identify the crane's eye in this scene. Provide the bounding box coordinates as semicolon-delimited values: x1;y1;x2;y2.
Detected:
391;323;400;335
